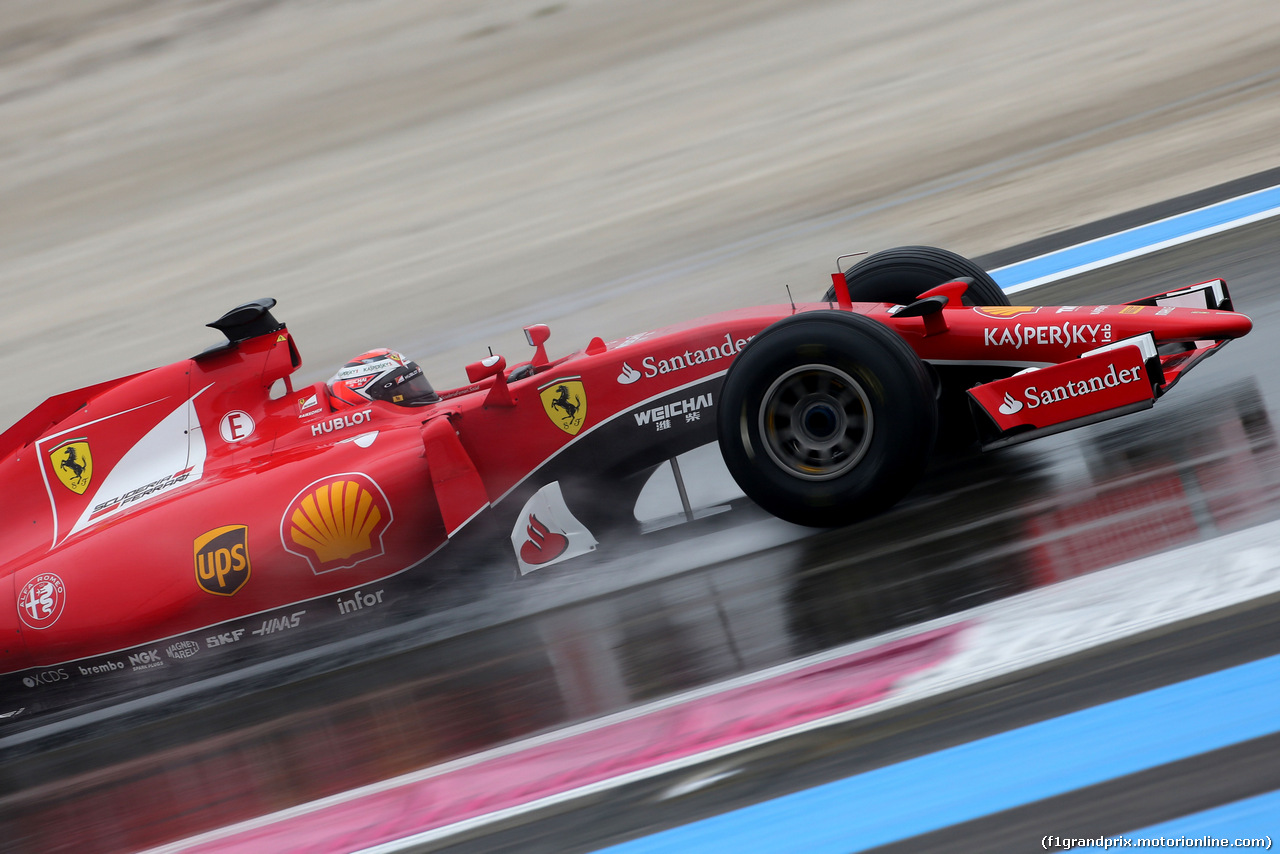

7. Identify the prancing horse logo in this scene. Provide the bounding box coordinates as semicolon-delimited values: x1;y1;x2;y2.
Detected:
51;440;93;495
551;386;579;420
539;378;587;435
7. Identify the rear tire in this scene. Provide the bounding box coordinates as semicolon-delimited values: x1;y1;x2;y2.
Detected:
822;245;1009;306
717;312;937;527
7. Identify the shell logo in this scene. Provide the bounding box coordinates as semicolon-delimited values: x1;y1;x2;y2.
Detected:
972;306;1042;318
281;473;393;574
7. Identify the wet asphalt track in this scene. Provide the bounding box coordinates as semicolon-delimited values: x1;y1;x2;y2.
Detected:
439;596;1280;854
409;198;1280;853
3;183;1280;852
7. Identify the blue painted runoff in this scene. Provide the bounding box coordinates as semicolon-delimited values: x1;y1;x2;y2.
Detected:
991;184;1280;289
1073;788;1280;850
593;653;1280;854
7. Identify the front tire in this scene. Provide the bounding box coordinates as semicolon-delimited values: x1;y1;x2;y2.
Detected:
717;312;937;527
822;245;1010;306
822;245;1011;452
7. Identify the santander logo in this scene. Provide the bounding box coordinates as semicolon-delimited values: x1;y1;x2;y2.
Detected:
975;345;1154;435
998;393;1023;415
519;514;569;566
509;482;598;575
1021;362;1142;409
616;332;755;384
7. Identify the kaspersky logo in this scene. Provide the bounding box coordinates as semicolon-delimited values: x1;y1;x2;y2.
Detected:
282;473;393;574
194;525;251;596
50;439;93;494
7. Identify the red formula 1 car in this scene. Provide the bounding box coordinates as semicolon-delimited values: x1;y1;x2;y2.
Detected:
0;247;1251;717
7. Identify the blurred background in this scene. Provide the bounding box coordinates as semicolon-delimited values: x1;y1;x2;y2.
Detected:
2;0;1279;419
3;1;1280;852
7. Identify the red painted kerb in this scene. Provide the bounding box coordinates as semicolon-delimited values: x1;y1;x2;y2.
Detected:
176;623;967;853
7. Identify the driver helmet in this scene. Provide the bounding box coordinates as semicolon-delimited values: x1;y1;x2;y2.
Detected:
328;348;440;409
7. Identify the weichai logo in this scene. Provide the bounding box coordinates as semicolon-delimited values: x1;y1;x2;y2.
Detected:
194;525;251;596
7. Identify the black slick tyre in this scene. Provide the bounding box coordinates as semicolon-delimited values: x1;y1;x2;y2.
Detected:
717;311;937;527
821;245;1011;452
822;245;1009;306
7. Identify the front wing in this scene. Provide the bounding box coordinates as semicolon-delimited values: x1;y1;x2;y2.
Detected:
968;279;1238;449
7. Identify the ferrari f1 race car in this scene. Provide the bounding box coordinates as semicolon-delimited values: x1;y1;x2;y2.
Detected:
0;247;1251;717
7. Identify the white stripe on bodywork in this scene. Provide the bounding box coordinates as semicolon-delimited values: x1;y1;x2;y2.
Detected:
66;385;212;540
37;399;164;549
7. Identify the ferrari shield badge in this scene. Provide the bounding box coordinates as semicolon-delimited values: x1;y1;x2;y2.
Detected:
50;439;93;494
539;377;587;435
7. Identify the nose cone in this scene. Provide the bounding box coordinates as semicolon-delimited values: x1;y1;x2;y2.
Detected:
1165;308;1253;342
1220;310;1253;339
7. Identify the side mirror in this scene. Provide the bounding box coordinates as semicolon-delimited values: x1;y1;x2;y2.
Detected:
888;295;950;336
916;277;973;305
464;354;514;407
524;324;551;367
889;295;948;317
466;354;506;383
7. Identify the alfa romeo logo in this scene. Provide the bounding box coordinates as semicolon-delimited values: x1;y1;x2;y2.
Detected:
17;573;66;630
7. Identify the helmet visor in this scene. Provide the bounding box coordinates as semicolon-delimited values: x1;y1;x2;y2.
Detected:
367;365;439;406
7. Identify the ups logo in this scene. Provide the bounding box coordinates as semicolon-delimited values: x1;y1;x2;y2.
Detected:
194;525;251;596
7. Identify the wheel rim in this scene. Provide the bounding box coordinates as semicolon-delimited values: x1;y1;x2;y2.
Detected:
758;364;873;481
